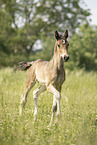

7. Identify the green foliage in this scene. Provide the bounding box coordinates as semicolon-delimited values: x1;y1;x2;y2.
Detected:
68;25;97;71
37;36;55;60
0;68;97;144
0;0;91;67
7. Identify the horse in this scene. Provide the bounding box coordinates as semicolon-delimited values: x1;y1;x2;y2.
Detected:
19;30;69;126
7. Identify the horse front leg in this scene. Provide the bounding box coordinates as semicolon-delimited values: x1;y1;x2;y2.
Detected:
47;84;61;126
56;94;61;123
33;85;46;121
49;94;57;126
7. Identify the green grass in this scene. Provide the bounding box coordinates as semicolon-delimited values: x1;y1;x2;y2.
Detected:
0;68;97;145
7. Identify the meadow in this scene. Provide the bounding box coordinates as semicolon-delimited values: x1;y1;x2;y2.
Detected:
0;67;97;145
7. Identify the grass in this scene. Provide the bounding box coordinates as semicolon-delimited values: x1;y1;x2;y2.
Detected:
0;67;97;145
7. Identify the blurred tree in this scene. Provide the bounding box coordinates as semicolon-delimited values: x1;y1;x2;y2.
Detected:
69;24;97;70
32;0;90;33
16;0;91;34
0;0;91;66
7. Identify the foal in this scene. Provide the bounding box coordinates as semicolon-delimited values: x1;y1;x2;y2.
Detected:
19;30;69;126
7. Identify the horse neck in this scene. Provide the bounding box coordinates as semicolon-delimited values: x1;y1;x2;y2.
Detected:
51;42;64;70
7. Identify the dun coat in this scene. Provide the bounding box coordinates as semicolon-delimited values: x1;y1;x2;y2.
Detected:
19;30;69;126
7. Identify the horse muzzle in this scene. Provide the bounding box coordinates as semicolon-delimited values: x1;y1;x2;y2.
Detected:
63;55;69;62
61;53;69;62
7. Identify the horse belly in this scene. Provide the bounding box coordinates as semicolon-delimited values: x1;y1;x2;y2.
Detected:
35;65;48;84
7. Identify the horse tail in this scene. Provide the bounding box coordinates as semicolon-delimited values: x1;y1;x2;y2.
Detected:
18;61;34;71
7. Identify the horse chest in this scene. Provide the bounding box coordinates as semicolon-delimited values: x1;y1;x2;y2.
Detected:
57;69;65;85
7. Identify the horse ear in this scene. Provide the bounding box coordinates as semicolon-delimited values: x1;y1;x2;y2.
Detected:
64;30;68;39
54;30;60;40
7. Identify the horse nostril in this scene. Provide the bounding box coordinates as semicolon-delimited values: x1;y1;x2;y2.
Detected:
64;55;69;61
64;56;66;60
67;56;69;60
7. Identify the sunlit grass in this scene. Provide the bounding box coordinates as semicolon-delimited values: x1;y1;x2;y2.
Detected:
0;68;97;145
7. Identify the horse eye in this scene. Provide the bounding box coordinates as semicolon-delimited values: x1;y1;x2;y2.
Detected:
62;40;65;44
67;43;69;47
58;44;60;48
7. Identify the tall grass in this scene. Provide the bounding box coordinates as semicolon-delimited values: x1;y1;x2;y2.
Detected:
0;68;97;145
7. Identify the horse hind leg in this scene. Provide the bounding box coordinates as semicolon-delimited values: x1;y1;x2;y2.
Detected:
19;80;35;115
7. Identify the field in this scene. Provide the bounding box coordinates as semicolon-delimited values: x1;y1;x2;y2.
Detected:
0;68;97;145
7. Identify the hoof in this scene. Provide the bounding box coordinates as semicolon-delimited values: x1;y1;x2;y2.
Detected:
47;122;53;129
47;124;51;130
55;119;60;124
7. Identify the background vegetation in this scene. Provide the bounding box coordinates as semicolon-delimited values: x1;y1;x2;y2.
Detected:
0;68;97;145
1;0;97;71
0;0;97;144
